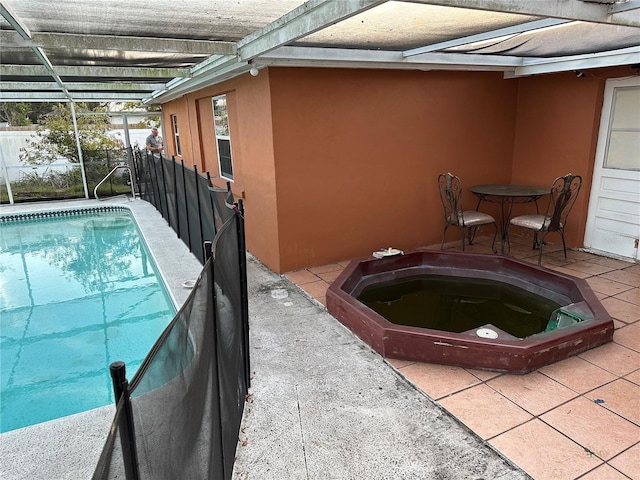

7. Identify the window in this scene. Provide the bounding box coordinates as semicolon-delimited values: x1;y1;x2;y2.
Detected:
213;95;233;180
171;114;181;156
603;86;640;171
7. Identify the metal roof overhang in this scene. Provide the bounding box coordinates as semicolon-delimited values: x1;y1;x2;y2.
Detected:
1;0;639;105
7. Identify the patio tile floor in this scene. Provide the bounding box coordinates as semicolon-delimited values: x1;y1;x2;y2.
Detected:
284;235;640;480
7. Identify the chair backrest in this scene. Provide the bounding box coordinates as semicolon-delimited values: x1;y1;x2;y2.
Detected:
437;172;464;226
545;173;582;231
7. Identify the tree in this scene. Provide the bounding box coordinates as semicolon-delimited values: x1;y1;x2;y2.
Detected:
120;101;161;128
16;103;128;197
0;103;31;126
121;101;160;113
0;102;57;126
19;103;123;166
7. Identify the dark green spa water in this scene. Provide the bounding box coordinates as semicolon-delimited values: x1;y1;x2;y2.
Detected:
357;275;563;338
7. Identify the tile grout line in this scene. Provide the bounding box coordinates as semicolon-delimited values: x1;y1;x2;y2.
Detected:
288;251;639;480
572;440;638;480
394;368;610;479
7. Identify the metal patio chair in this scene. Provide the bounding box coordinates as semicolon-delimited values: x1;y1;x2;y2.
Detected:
437;172;497;253
508;173;582;265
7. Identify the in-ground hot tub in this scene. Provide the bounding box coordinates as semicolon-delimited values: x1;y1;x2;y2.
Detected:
326;249;613;374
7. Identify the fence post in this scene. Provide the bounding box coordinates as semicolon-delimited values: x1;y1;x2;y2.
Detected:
193;165;205;261
235;199;251;388
133;149;139;198
141;149;151;202
109;361;140;480
132;148;141;200
205;172;217;234
208;246;229;480
226;181;233;208
159;155;169;220
180;159;191;250
148;151;159;209
172;158;179;236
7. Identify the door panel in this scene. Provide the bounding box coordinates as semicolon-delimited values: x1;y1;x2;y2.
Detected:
598;198;637;220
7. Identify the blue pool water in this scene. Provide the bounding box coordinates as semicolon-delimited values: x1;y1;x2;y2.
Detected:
0;208;176;433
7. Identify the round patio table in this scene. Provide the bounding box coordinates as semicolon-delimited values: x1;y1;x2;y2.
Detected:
469;184;549;253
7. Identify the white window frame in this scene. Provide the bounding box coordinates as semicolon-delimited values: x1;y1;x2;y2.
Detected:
171;114;181;156
212;95;233;180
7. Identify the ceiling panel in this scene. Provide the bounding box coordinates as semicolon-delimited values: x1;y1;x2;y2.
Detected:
294;3;540;51
0;0;638;105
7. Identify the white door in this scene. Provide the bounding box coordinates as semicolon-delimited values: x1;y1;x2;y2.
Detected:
584;77;640;261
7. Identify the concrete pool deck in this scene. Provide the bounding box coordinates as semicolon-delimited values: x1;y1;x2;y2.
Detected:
2;198;637;479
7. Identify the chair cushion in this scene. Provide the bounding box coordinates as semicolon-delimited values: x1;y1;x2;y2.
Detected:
460;210;495;227
510;214;551;230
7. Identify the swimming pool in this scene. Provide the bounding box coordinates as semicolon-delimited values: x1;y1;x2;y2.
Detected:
0;207;176;433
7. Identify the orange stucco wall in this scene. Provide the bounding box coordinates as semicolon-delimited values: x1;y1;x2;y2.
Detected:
510;72;605;248
162;71;282;271
161;98;192;165
159;65;633;274
268;68;518;272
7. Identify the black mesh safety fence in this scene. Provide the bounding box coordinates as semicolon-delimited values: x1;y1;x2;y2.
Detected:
211;211;250;476
210;182;235;231
153;156;169;221
149;154;161;209
184;165;204;263
92;203;249;480
175;161;191;251
93;149;250;479
133;148;153;205
162;157;179;233
133;149;235;264
197;169;216;260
